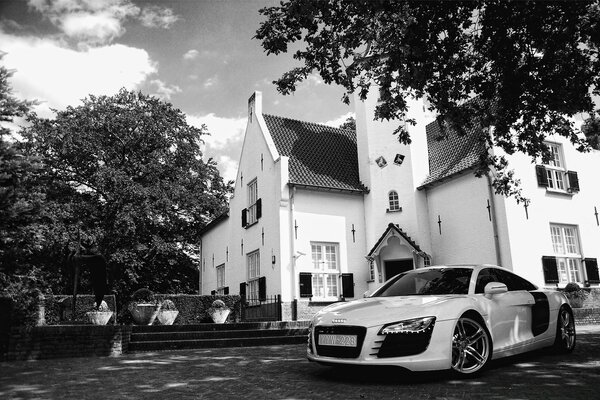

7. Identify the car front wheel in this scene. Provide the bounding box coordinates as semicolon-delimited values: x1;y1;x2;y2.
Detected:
553;305;576;353
451;316;491;375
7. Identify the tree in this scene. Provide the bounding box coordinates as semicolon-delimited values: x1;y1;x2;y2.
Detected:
256;0;600;201
16;89;231;302
338;116;356;131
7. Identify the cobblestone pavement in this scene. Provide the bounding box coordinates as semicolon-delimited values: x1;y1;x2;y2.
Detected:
1;328;599;400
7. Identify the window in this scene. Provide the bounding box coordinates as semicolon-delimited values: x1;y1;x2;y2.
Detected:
247;179;259;225
247;250;260;301
388;191;401;212
368;259;375;282
544;143;567;190
550;224;583;284
311;242;340;299
475;268;537;293
216;264;225;295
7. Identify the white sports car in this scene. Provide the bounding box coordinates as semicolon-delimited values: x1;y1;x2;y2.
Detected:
307;265;576;375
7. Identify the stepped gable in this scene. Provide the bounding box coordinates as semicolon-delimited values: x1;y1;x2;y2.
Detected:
418;108;488;190
263;114;367;193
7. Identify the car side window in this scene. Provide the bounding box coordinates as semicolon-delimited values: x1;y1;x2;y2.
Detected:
494;269;537;291
475;268;497;294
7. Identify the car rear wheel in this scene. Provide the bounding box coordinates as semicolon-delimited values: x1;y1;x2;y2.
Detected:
553;306;576;353
451;316;491;375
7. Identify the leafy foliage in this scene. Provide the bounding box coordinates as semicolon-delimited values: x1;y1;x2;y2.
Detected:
2;81;231;315
338;116;356;131
256;0;600;201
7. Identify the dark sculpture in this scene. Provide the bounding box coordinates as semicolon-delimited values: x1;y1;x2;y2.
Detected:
67;238;108;316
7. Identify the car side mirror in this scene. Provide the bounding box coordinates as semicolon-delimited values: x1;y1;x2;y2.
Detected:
363;290;371;298
484;282;508;298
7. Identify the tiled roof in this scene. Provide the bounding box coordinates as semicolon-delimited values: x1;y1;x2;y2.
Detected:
263;114;367;193
418;117;487;189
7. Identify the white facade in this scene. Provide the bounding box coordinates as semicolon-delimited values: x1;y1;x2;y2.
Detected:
200;90;600;320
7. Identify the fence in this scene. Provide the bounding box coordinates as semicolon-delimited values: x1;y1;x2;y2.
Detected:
241;294;282;322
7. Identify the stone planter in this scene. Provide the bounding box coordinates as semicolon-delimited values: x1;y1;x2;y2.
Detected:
210;308;230;324
157;310;179;325
130;303;159;325
86;311;113;325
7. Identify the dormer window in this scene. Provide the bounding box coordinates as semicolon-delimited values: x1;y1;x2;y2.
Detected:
535;142;580;193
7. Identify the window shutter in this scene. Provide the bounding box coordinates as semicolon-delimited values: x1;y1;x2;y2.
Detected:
256;198;262;220
535;165;548;187
239;282;246;298
584;258;600;284
567;171;580;193
241;208;247;227
258;276;267;301
542;256;559;284
223;286;229;295
299;273;313;298
341;273;354;298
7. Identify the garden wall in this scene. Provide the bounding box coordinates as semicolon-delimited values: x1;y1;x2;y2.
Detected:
573;308;600;325
5;325;131;361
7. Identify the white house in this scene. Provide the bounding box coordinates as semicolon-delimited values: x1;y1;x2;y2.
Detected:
199;90;600;320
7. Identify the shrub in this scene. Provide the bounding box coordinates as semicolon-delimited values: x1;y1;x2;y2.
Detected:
564;282;581;293
160;299;177;311
211;299;227;309
131;288;156;304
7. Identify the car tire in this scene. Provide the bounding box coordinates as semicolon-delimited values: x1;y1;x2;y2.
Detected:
451;315;492;375
553;305;576;353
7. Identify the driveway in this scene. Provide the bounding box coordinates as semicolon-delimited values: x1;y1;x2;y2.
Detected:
1;328;599;399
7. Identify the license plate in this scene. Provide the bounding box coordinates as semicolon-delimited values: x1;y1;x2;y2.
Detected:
318;334;357;347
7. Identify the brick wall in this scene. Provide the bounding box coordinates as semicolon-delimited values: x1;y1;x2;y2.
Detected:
6;325;132;361
574;308;600;325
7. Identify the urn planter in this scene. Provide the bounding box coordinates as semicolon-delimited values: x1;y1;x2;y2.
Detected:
157;310;179;325
210;308;230;324
86;311;113;325
130;303;159;325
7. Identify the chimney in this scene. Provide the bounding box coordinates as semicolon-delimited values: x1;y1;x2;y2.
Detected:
248;91;262;123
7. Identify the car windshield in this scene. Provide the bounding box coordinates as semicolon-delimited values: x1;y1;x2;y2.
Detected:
372;268;473;297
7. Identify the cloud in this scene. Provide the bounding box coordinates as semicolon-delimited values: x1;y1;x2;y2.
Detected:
150;79;181;100
183;49;199;61
26;0;177;45
187;114;247;182
139;5;179;29
322;112;355;128
1;31;156;117
203;76;218;89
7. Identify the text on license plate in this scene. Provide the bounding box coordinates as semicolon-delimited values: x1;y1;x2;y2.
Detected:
318;334;357;347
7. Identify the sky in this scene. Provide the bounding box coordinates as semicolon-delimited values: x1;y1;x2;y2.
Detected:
0;0;354;182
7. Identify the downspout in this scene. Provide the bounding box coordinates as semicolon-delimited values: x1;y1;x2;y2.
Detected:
486;172;502;266
289;185;297;312
198;238;203;295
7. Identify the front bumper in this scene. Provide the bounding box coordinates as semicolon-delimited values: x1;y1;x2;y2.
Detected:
307;319;456;372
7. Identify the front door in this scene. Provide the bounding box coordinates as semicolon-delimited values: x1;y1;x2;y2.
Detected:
384;259;413;281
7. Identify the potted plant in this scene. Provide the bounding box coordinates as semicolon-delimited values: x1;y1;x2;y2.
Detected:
128;288;159;325
86;301;113;325
157;299;179;325
209;299;230;323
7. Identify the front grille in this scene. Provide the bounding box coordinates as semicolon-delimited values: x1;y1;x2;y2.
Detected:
314;325;367;359
376;325;434;358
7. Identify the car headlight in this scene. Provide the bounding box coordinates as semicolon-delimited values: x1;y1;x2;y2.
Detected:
379;316;436;335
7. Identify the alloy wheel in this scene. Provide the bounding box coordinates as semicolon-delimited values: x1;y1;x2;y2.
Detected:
451;317;491;374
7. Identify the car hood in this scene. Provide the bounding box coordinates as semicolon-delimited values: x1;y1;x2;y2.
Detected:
313;295;467;327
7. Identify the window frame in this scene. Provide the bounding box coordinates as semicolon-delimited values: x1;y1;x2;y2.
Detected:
246;250;260;302
310;242;340;300
550;223;584;285
543;142;568;192
387;190;401;212
247;178;259;225
216;264;226;295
